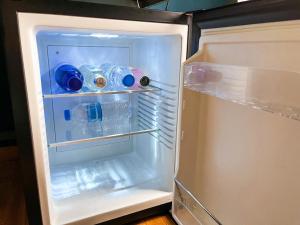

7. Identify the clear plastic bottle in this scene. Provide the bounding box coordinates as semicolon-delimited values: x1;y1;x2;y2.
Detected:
131;67;150;88
100;95;131;133
64;99;131;137
79;65;107;92
55;64;84;92
101;64;135;89
64;102;103;137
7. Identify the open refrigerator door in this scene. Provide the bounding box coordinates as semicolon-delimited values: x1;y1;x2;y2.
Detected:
173;17;300;225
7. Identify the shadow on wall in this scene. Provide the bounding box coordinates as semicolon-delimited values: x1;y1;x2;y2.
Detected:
147;0;237;12
74;0;239;11
72;0;138;7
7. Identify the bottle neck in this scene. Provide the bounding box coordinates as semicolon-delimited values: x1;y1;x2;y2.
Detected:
122;74;135;87
139;76;150;87
94;76;107;88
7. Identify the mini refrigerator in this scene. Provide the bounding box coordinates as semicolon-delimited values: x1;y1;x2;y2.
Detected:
2;0;300;225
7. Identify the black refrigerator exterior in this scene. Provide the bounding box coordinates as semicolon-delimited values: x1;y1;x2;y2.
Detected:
1;1;190;224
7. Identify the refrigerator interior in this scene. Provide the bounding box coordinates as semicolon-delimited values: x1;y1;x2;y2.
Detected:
36;29;182;225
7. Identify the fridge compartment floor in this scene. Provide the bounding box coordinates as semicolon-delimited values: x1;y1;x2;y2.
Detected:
54;186;171;225
51;152;171;225
51;152;160;200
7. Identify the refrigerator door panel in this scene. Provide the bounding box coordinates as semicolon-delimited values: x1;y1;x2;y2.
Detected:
174;2;300;224
193;0;300;30
187;0;300;57
14;8;188;225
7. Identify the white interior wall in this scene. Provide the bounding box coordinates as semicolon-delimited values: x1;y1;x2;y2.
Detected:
36;31;182;195
40;33;182;224
131;35;182;192
37;34;134;166
131;35;182;86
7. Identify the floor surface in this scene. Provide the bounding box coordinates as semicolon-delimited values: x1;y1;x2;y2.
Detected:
0;158;28;225
130;214;176;225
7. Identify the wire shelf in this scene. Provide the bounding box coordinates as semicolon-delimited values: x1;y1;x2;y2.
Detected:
43;86;160;99
48;127;158;148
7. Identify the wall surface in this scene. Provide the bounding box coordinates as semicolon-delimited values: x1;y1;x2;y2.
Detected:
73;0;137;7
148;0;237;12
75;0;237;11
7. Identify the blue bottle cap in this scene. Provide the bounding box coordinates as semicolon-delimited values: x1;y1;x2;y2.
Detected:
122;74;135;87
67;76;83;91
64;110;71;121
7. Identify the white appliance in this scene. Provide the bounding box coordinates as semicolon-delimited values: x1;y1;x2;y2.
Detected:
17;11;187;225
3;1;300;225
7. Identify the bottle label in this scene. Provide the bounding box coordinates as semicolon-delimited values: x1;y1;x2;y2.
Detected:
87;103;102;122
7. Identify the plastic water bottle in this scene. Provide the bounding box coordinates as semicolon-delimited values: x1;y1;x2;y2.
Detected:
79;65;107;91
100;95;131;133
64;102;103;136
101;64;135;89
55;64;83;92
131;67;150;88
